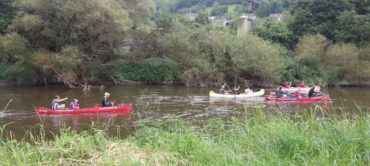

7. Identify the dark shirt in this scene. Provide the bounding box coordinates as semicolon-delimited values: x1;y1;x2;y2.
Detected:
102;98;112;107
276;89;284;98
220;88;225;94
308;89;317;97
232;88;240;94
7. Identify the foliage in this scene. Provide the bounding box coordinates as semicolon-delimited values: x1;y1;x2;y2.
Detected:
133;108;370;165
288;0;370;45
129;20;288;86
252;18;295;49
195;11;210;25
0;0;151;87
155;12;174;30
114;58;179;83
256;0;292;17
125;0;156;29
0;63;36;84
349;0;370;15
334;11;370;46
0;32;30;64
224;32;286;82
1;108;368;165
210;2;228;16
0;0;369;87
0;0;15;34
153;0;176;14
286;34;370;85
323;44;370;83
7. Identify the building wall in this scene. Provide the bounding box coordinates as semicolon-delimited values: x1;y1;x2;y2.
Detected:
237;16;251;35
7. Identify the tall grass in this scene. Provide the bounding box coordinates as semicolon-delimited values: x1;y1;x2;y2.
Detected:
0;107;369;165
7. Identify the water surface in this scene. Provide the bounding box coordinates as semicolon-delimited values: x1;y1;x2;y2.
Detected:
0;85;368;139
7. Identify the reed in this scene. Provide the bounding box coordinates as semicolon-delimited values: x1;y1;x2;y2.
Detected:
0;107;368;165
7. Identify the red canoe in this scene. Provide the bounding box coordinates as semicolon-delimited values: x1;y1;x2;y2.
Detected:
35;104;132;114
265;94;330;101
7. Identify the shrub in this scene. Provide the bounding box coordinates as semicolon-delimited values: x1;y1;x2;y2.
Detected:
114;58;179;83
0;63;36;84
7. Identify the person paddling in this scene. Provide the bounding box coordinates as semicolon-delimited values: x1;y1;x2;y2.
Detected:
232;85;240;94
276;87;284;98
245;86;252;94
102;92;113;107
298;81;306;88
52;95;68;109
283;82;291;88
220;85;226;94
308;87;319;98
294;89;302;98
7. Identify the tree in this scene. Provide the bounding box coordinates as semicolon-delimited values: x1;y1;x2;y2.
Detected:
195;11;210;25
156;12;174;30
0;32;30;63
153;0;176;14
229;33;286;82
256;0;292;17
210;2;228;16
334;11;370;45
252;18;295;49
288;0;353;40
7;0;132;87
0;0;15;34
125;0;156;29
349;0;370;15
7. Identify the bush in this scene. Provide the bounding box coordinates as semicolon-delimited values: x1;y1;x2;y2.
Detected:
141;57;179;82
0;63;36;84
229;33;286;83
84;64;112;81
114;58;179;83
210;5;228;16
281;58;339;86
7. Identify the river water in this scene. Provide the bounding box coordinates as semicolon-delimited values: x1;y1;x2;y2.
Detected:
0;85;369;139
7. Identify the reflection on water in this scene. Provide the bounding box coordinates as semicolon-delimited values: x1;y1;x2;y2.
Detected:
0;85;369;139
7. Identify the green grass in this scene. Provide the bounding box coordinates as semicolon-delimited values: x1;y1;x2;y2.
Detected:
0;107;369;165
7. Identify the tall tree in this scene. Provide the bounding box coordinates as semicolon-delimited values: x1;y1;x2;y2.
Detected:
288;0;370;45
252;18;295;49
288;0;352;39
0;0;15;34
124;0;156;29
195;11;210;25
334;11;370;45
6;0;132;87
256;0;292;17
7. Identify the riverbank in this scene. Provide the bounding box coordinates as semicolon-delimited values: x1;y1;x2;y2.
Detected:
1;108;368;165
3;79;370;89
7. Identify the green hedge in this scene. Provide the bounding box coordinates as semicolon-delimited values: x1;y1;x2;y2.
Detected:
114;58;179;82
0;63;36;84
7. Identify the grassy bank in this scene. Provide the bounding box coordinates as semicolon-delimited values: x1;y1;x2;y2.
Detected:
0;109;369;165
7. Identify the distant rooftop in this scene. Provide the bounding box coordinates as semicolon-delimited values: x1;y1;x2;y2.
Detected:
184;13;198;20
269;13;284;21
210;17;231;26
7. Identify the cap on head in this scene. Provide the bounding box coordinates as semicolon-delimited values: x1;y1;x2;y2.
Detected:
104;92;110;97
74;99;78;102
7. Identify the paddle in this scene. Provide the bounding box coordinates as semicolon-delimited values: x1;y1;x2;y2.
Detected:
224;83;234;95
95;99;116;108
2;99;13;113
